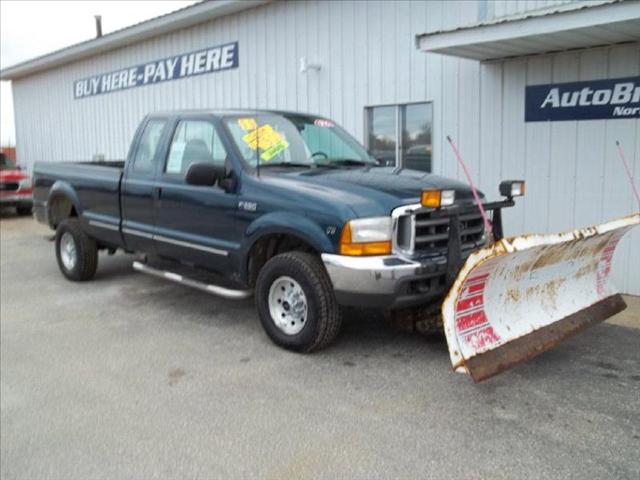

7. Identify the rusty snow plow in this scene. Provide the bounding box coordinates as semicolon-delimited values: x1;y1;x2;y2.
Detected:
441;213;639;382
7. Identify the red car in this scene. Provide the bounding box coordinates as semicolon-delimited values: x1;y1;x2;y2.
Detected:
0;152;33;215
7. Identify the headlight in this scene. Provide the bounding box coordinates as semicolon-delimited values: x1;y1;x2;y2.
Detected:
499;180;525;198
18;178;32;189
339;216;392;256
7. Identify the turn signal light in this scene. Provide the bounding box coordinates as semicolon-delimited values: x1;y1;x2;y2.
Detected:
421;189;455;208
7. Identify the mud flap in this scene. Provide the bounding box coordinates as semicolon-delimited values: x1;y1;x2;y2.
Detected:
441;213;639;382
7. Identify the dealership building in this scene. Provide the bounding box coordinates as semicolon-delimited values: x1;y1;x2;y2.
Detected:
1;0;639;293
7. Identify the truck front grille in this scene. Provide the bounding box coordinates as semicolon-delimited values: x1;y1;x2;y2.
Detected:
0;182;19;192
414;212;484;252
394;206;486;255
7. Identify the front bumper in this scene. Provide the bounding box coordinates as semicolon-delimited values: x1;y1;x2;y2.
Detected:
322;197;517;310
0;192;33;207
322;253;452;309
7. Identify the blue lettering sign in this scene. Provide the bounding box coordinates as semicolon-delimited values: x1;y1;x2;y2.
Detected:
74;41;239;99
525;76;640;122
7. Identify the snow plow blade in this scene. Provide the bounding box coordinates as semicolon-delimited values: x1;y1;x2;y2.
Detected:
442;213;639;383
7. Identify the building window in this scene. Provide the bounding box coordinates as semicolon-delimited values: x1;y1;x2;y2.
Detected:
365;102;433;172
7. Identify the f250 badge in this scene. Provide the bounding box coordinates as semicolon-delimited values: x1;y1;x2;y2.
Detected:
238;201;257;212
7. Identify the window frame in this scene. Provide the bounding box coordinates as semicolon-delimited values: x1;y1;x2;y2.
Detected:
364;101;434;172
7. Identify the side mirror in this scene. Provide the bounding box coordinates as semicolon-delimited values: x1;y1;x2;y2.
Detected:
185;163;226;187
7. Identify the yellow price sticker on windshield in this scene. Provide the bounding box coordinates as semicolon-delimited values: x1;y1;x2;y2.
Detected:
260;141;289;161
238;118;257;130
242;124;290;161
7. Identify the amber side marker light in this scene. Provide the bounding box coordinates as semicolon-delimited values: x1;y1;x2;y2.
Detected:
421;189;455;208
339;218;392;256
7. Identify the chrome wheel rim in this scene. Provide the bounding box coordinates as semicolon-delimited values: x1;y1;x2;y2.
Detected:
268;276;308;335
60;232;77;271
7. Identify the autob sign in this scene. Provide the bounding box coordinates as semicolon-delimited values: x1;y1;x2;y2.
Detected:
74;41;238;99
525;76;640;122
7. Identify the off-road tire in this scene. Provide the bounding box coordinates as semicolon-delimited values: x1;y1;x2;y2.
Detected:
55;218;98;281
256;251;342;352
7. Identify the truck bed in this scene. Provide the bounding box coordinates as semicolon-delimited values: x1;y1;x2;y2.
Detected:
33;161;124;241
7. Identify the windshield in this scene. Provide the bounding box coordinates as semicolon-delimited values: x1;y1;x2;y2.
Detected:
0;153;17;171
223;113;377;168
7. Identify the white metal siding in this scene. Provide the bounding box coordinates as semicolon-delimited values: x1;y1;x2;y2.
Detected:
477;45;640;295
487;0;585;19
11;0;639;294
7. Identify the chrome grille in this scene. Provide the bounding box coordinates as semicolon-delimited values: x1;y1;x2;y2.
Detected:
414;212;484;252
0;182;19;192
393;205;486;255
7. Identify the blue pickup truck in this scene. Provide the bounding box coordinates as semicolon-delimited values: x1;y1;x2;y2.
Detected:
34;110;521;352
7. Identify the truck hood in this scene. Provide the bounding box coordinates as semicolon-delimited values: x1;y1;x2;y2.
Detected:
262;166;483;217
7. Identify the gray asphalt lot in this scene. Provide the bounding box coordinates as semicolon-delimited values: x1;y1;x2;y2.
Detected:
1;212;639;479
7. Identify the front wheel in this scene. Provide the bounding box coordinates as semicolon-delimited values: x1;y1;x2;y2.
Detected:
256;251;342;352
55;218;98;281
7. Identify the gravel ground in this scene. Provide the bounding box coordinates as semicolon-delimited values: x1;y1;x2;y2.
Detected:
1;212;639;479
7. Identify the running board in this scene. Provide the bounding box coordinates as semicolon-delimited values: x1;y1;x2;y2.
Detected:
132;261;253;300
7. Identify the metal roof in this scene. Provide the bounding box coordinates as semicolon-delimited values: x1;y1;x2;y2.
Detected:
0;0;268;81
146;108;330;118
416;0;640;61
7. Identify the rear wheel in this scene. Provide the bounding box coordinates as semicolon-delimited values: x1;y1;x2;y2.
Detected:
256;251;342;352
55;218;98;281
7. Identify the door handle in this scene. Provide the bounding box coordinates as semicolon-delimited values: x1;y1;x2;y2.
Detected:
153;187;162;201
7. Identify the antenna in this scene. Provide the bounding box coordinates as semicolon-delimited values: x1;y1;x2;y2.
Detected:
255;122;260;178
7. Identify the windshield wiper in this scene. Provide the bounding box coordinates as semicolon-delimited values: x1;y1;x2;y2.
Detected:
259;162;314;168
323;159;374;167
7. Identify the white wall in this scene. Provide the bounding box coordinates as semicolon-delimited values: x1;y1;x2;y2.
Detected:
475;46;640;295
11;0;639;293
484;0;586;20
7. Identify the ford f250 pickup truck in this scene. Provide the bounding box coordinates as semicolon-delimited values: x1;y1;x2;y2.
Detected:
34;110;639;382
34;110;522;354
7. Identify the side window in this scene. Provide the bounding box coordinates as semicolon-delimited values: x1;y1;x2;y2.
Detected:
132;119;166;174
165;120;227;176
366;106;396;168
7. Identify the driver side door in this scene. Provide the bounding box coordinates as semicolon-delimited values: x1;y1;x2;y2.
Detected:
153;117;238;273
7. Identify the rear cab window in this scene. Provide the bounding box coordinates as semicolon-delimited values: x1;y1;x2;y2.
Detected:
131;119;167;174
